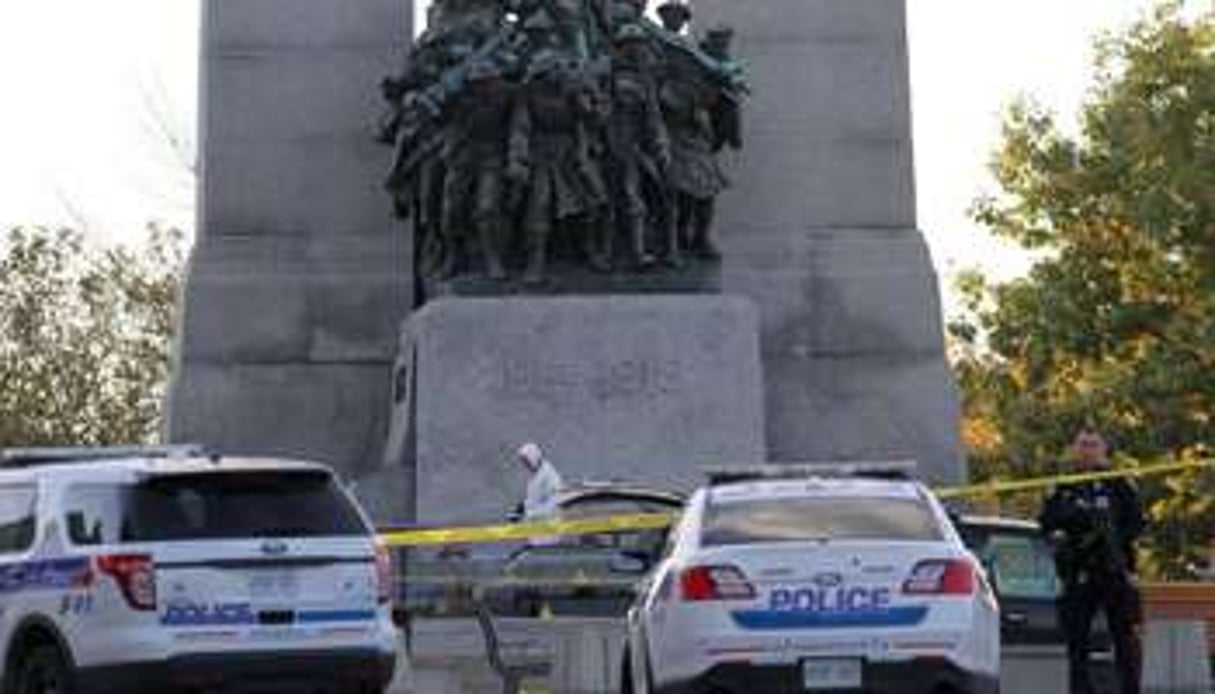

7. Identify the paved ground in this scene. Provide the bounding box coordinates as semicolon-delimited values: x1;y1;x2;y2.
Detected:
387;619;1213;694
389;617;621;694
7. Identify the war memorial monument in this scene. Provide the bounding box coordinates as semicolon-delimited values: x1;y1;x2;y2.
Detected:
167;0;962;526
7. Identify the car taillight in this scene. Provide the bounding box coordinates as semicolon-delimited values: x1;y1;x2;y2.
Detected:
903;559;976;596
375;543;393;605
95;554;157;611
680;565;756;601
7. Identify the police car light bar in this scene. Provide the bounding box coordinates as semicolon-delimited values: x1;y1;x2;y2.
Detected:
705;461;919;485
0;445;209;468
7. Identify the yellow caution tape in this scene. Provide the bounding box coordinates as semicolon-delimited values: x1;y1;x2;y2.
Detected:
935;458;1214;500
379;512;675;547
378;459;1214;547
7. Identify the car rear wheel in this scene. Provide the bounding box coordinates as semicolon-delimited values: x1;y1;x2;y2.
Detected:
12;644;75;694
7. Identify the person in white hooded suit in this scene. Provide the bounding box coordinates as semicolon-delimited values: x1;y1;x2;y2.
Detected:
515;442;564;521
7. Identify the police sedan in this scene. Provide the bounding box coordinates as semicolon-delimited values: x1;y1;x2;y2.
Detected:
622;467;1000;693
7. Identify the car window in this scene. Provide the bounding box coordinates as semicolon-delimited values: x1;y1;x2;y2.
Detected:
558;496;677;554
63;484;128;545
63;471;367;543
559;496;678;519
702;496;943;545
0;485;37;554
975;530;1059;600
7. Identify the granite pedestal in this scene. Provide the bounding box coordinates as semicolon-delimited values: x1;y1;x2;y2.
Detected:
376;295;764;525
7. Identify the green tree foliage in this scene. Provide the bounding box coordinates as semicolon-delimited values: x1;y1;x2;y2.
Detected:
0;226;184;448
952;1;1214;577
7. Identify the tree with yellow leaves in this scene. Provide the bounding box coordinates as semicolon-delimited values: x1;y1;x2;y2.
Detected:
951;1;1214;578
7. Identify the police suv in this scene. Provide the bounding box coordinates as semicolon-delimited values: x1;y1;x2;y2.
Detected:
623;465;1000;693
0;447;396;694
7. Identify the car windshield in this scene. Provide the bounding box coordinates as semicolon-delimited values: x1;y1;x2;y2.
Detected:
701;495;943;545
63;470;368;544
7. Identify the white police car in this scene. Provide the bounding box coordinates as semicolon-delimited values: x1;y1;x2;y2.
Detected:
0;447;396;694
623;465;1000;693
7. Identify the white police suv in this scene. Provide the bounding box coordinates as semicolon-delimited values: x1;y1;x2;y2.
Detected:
0;447;396;694
623;465;1000;694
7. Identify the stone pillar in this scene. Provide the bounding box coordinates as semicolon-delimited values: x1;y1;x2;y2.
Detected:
692;0;963;481
167;0;414;479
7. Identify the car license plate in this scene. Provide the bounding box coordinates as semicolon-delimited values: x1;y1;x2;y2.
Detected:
802;659;862;690
247;570;299;598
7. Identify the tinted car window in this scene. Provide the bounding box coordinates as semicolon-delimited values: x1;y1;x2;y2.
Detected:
972;529;1059;600
0;485;37;553
63;471;367;543
702;496;943;546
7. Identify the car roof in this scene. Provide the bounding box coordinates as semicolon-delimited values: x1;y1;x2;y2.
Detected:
707;476;929;503
0;456;334;484
557;483;686;506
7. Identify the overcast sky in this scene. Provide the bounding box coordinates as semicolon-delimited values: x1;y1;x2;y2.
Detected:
0;0;1176;304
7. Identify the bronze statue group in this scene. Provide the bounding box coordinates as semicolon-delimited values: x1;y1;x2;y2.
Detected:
378;0;747;287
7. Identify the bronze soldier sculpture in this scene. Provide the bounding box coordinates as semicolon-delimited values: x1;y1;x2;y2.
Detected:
381;1;512;282
438;54;519;280
509;12;612;284
380;25;467;282
378;0;745;290
655;0;691;35
606;18;673;269
510;0;610;60
656;18;743;260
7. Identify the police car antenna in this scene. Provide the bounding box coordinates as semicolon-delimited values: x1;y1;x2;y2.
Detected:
705;460;919;485
0;444;210;468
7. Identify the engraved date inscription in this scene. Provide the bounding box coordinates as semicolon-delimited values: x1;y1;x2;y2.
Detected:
493;357;683;403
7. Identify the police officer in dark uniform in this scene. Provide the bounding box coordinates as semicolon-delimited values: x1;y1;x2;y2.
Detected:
1039;429;1145;694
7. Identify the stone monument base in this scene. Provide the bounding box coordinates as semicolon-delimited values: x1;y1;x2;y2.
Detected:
365;295;765;526
421;258;722;301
